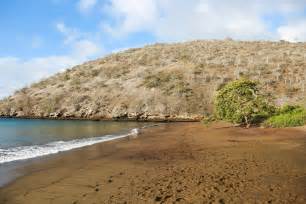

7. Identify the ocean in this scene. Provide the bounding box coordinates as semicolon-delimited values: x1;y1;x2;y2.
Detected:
0;118;155;186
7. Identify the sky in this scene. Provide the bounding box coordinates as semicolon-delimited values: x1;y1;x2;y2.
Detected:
0;0;306;98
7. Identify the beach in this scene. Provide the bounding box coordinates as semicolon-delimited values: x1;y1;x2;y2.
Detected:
0;122;305;203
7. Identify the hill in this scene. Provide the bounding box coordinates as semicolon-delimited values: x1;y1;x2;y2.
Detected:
0;40;305;121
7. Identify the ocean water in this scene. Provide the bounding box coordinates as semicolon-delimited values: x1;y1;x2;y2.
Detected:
0;118;157;186
0;118;155;164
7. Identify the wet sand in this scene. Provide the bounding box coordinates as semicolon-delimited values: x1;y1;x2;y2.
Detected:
0;122;305;203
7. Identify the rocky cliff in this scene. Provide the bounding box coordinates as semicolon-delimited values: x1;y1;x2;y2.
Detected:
0;40;305;121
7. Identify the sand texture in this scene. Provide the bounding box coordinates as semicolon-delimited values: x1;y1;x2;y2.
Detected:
0;122;306;203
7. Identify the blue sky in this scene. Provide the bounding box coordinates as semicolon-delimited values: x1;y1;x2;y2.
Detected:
0;0;154;58
1;0;306;98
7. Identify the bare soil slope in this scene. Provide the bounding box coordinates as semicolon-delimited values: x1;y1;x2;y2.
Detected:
1;40;305;120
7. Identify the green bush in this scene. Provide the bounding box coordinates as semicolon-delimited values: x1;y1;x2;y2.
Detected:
214;79;275;126
277;105;300;114
264;105;306;128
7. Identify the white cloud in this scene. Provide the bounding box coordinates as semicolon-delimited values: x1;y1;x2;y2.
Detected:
56;22;67;33
55;22;102;60
103;0;306;42
0;46;102;98
154;0;270;41
0;56;79;98
78;0;97;13
72;39;101;59
0;23;103;98
104;0;158;36
277;21;306;42
56;22;81;44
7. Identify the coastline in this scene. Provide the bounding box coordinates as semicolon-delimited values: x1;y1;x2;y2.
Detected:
1;122;306;203
0;115;201;122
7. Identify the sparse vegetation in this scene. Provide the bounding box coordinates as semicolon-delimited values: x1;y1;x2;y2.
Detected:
0;40;305;121
143;71;193;97
143;72;172;88
40;94;63;115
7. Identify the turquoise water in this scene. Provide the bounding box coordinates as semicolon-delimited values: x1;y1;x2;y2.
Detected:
0;118;155;164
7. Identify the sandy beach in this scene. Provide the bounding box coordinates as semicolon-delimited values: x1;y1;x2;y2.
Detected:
0;122;305;204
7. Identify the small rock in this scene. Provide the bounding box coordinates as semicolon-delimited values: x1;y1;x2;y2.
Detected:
155;196;162;201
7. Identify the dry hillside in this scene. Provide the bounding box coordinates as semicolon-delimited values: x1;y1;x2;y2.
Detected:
0;40;305;121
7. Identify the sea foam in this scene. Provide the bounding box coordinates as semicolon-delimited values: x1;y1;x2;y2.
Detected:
0;128;140;164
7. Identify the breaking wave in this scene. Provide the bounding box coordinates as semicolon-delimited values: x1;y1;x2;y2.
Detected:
0;128;140;164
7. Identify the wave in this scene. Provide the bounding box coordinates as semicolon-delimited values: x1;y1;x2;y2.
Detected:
0;128;141;164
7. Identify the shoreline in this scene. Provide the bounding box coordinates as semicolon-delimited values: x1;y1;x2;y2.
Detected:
1;122;306;203
0;127;150;188
0;126;146;166
0;122;164;186
0;115;201;122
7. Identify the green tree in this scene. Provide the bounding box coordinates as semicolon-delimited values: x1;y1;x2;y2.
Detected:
214;79;275;126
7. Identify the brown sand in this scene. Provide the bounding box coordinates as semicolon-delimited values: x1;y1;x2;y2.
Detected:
0;122;305;204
